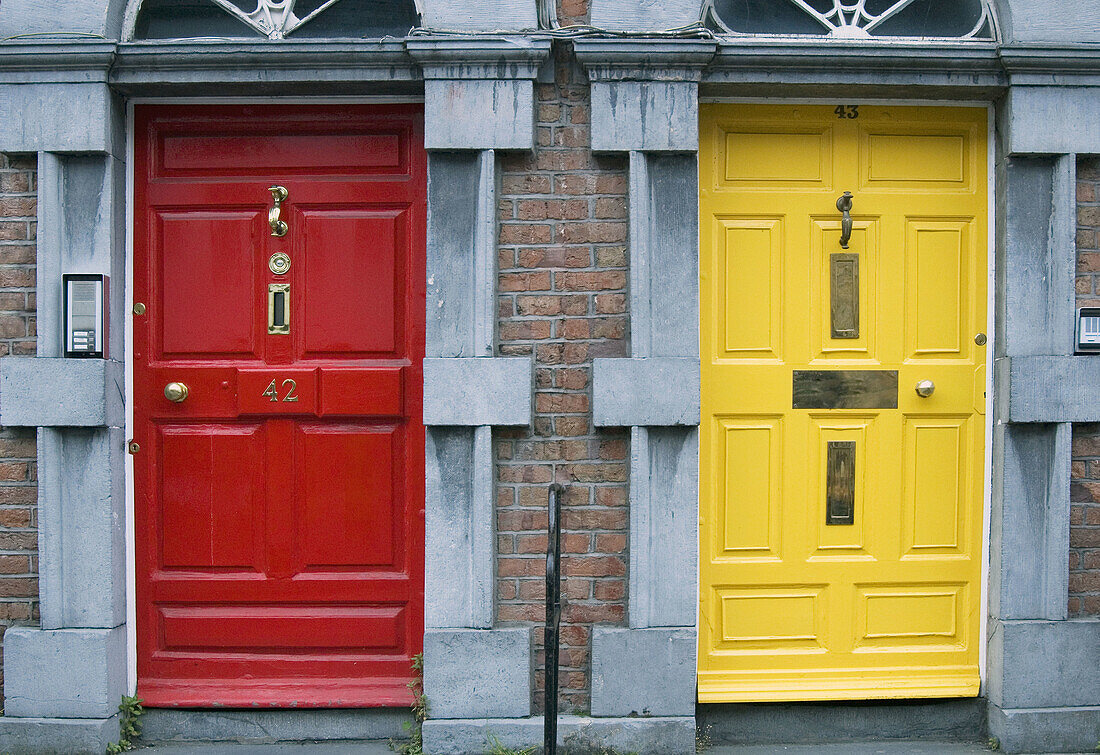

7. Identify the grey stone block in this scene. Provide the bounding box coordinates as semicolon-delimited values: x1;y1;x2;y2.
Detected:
590;0;702;32
1001;0;1100;45
590;81;700;152
37;426;127;629
0;0;123;38
0;715;119;755
1004;356;1100;422
422;715;695;755
423;79;537;150
3;626;126;718
592;358;699;426
423;357;533;426
988;703;1100;755
591;627;696;717
423;628;531;719
140;709;410;743
989;619;1100;709
425;426;494;629
418;0;539;31
697;699;986;745
989;422;1070;621
1006;86;1100;155
629;426;699;628
0;83;120;154
0;358;123;427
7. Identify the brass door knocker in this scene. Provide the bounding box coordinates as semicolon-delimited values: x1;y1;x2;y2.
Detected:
836;191;853;249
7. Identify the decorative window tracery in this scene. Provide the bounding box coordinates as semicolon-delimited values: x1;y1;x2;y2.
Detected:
704;0;996;40
130;0;418;40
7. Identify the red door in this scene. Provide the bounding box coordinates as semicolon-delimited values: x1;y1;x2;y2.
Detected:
133;105;425;707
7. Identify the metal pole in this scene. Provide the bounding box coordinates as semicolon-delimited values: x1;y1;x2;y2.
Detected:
544;483;563;755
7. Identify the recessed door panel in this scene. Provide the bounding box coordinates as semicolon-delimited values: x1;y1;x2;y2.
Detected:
157;212;259;358
301;210;400;357
700;104;987;702
134;105;426;708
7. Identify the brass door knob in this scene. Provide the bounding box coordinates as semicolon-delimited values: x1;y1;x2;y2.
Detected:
915;380;935;398
164;382;189;403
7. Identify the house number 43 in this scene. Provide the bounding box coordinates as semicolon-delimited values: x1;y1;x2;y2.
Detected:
262;378;299;402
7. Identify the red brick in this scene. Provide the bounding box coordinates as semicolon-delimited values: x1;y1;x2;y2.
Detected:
557;271;626;291
0;603;31;621
0;555;29;574
500;271;552;292
0;578;35;597
562;509;626;530
0;463;27;481
563;603;624;624
0;268;34;287
0;509;31;528
0;197;35;216
0;173;30;193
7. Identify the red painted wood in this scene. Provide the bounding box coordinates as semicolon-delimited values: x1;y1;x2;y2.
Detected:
134;105;426;708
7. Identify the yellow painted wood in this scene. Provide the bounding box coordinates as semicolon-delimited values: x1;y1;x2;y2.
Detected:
699;104;988;702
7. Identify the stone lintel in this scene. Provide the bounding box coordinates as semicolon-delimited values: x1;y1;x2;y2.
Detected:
406;36;550;80
423;357;532;426
417;2;539;34
422;715;695;755
1;358;123;428
574;40;717;82
590;627;696;718
3;627;126;719
593;358;700;427
1001;355;1100;422
423;629;532;720
0;715;119;755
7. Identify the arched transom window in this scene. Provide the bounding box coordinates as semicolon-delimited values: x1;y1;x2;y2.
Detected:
129;0;419;40
704;0;996;40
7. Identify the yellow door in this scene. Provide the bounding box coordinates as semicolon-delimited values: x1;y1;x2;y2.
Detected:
698;104;988;702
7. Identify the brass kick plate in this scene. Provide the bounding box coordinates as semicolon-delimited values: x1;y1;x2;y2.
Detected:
268;283;290;334
826;441;856;525
830;253;859;339
793;370;898;409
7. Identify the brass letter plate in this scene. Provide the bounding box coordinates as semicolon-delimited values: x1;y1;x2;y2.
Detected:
793;370;898;409
830;253;859;339
268;283;290;334
826;441;856;525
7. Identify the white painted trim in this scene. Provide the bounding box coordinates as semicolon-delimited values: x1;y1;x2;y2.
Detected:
124;99;137;696
978;101;995;692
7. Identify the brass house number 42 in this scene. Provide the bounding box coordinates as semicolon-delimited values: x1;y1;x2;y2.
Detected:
263;378;299;402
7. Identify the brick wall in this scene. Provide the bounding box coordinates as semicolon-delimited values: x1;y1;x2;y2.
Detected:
0;153;40;691
1071;157;1100;617
494;8;632;712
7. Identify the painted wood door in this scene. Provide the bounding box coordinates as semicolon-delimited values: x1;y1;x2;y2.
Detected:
698;104;988;701
133;105;426;707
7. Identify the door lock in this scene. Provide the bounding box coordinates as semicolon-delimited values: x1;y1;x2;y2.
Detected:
164;382;189;403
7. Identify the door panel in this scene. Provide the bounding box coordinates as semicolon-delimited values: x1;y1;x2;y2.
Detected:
699;104;987;702
134;105;425;707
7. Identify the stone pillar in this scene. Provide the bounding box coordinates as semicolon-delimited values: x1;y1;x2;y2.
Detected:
407;37;549;752
0;62;129;753
986;83;1100;754
577;38;715;752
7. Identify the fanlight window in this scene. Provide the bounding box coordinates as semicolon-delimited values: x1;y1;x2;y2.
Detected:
132;0;418;40
704;0;996;40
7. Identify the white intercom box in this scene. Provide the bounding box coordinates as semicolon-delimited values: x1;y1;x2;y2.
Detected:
1076;307;1100;354
64;274;108;358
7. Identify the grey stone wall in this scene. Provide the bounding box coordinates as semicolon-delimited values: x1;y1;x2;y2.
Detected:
0;153;38;696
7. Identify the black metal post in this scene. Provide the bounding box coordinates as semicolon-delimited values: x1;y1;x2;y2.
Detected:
544;483;563;755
